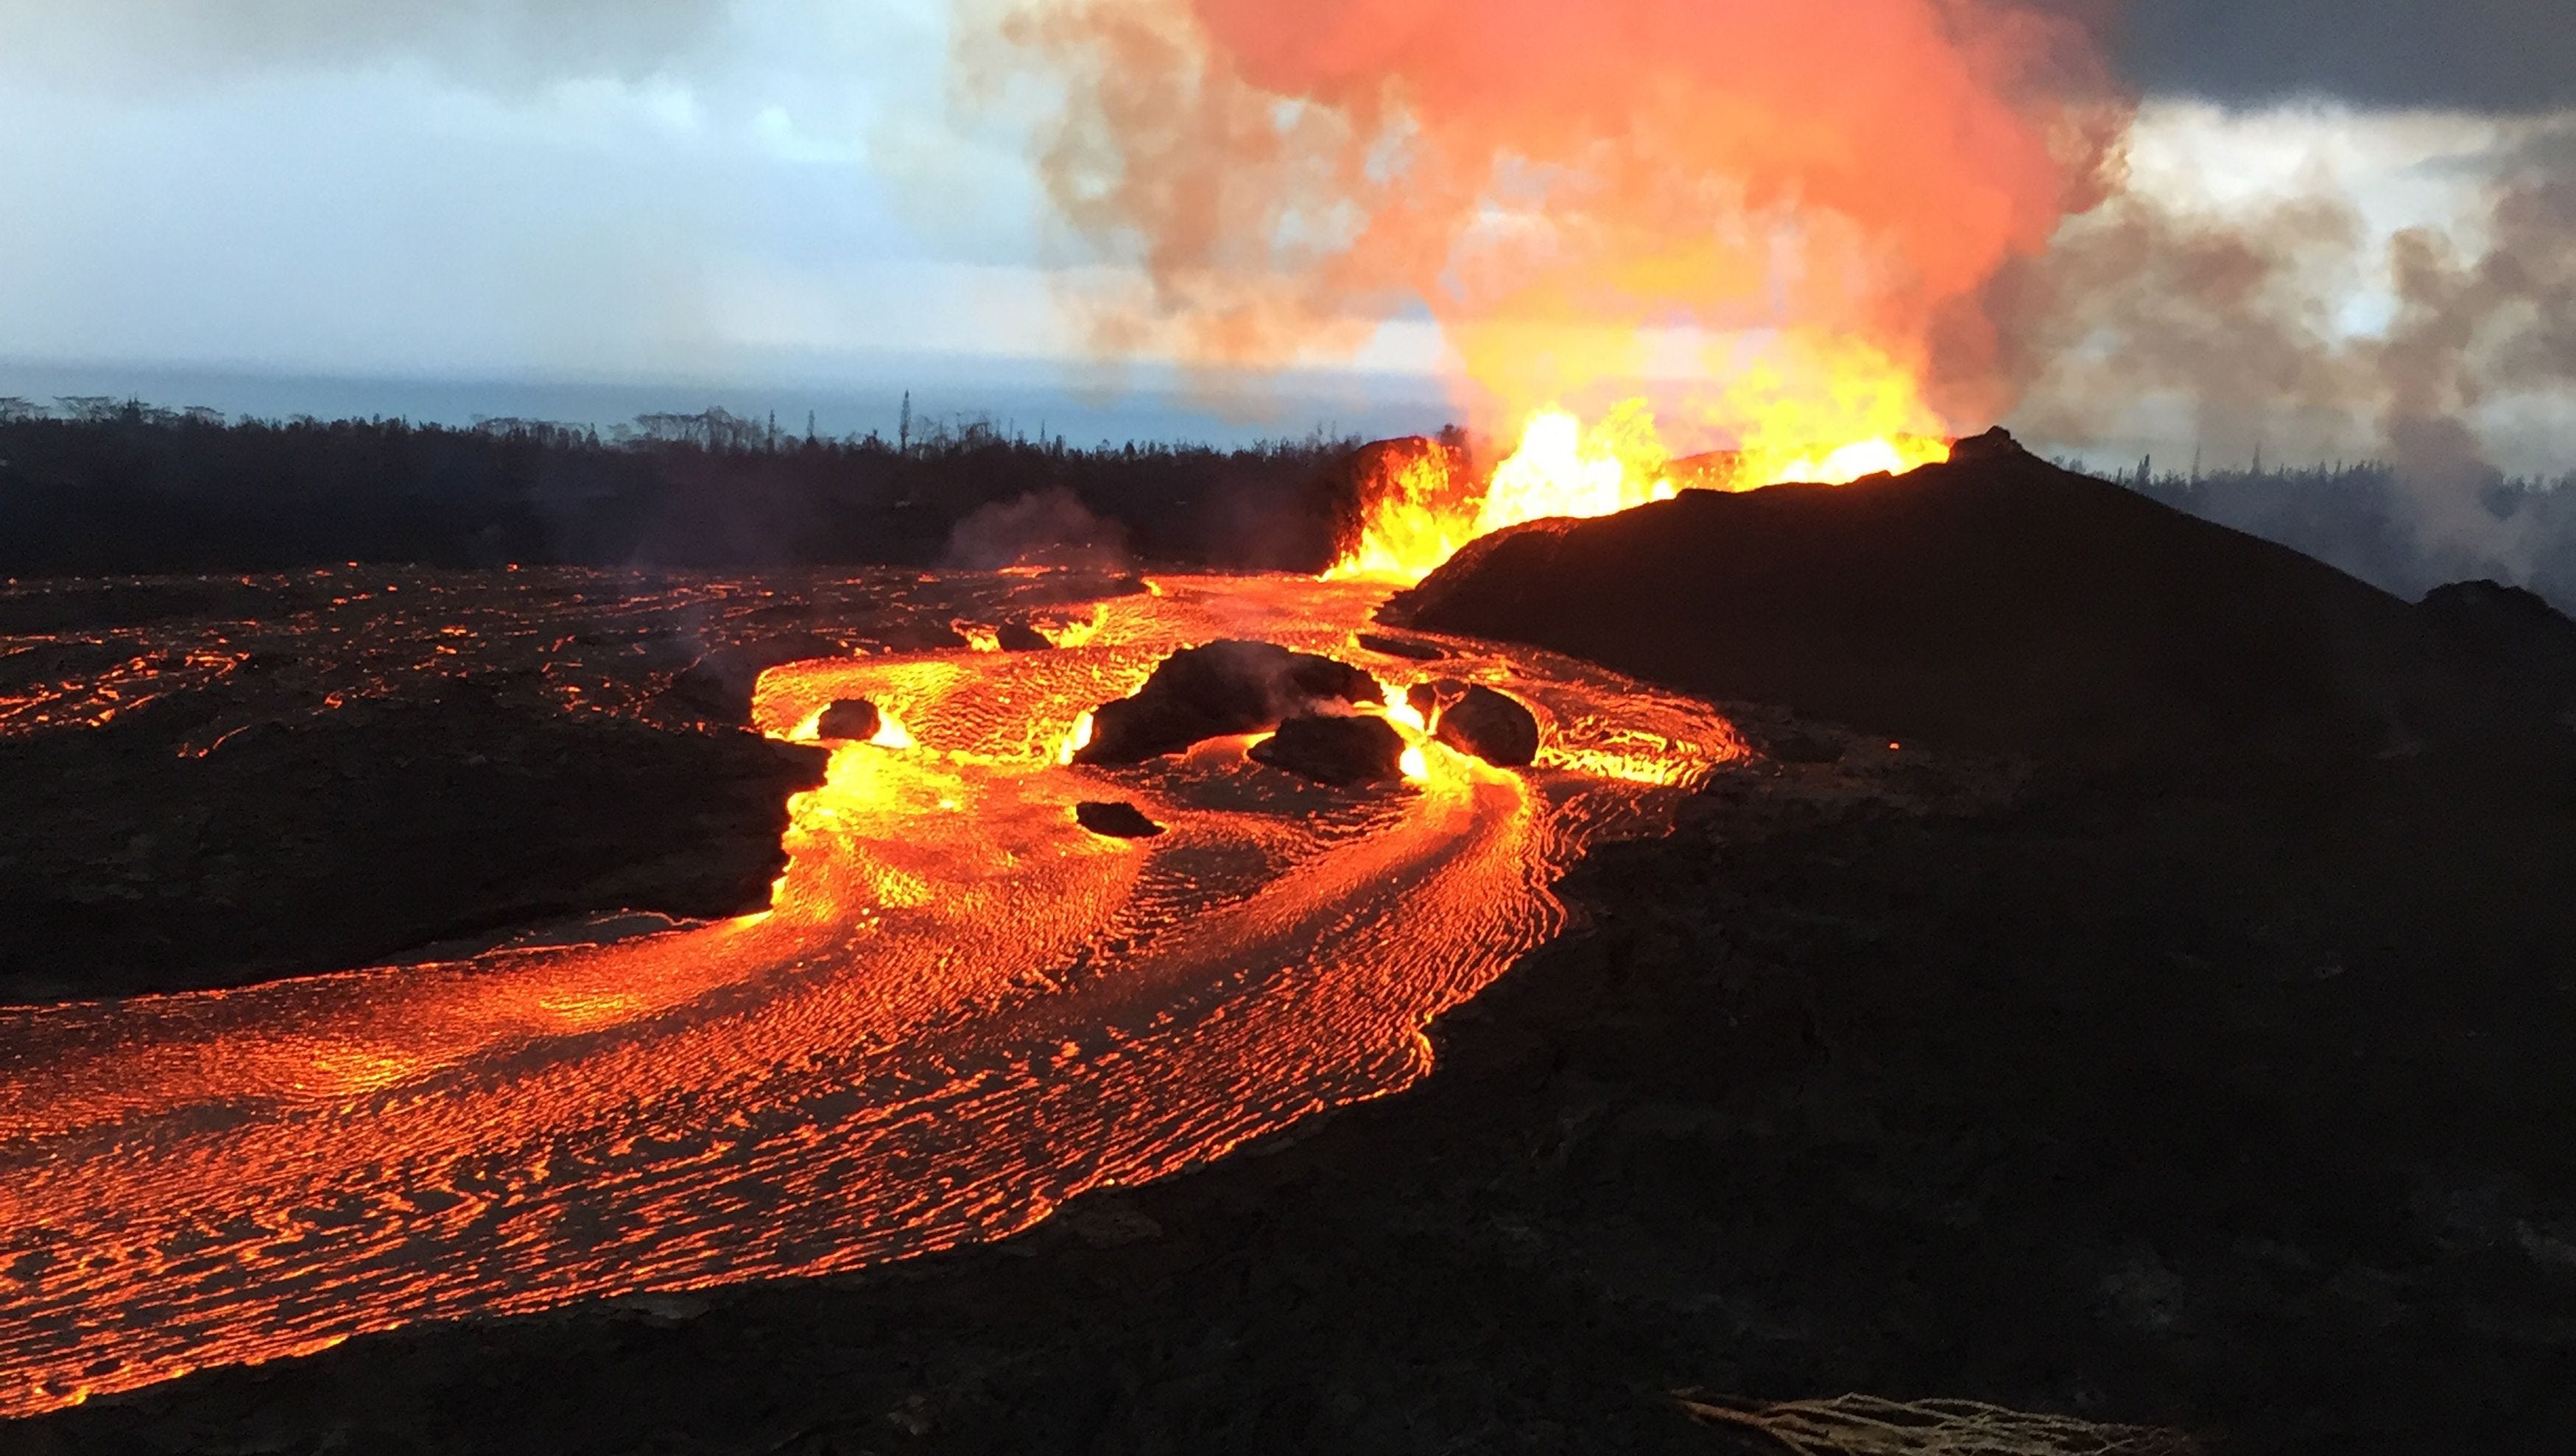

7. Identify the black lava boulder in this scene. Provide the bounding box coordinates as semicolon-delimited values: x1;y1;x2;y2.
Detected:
1248;714;1409;787
996;621;1053;652
814;698;884;744
1074;801;1166;838
1357;632;1446;661
1076;640;1383;764
1434;685;1541;767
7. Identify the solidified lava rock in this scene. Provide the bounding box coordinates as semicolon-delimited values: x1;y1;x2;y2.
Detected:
814;698;883;744
1074;801;1165;838
1404;678;1468;723
1247;714;1409;787
1946;423;2024;464
1356;632;1446;661
664;635;845;725
1387;434;2568;766
1434;685;1541;767
996;621;1053;652
875;621;974;654
2418;579;2576;722
1756;726;1847;764
1074;640;1382;764
0;691;828;1002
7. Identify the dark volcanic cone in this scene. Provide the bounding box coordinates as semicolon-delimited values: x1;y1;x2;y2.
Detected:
1247;714;1409;786
1075;640;1382;764
1388;431;2563;769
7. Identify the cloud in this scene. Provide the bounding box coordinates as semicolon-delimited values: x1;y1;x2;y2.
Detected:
2103;0;2575;113
1986;103;2576;582
0;0;731;91
1990;105;2576;465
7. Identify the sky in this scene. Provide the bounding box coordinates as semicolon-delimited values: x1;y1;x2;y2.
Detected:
0;1;2569;461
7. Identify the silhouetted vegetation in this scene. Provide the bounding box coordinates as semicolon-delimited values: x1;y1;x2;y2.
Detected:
2087;455;2576;610
7;398;2569;608
0;398;1363;577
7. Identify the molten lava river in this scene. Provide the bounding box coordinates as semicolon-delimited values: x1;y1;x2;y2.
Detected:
0;570;1744;1415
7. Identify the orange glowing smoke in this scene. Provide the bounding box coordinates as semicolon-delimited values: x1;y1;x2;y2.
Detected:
971;0;2125;428
971;0;2119;577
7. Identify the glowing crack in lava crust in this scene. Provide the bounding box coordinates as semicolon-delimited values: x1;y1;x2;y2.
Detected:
0;572;1743;1415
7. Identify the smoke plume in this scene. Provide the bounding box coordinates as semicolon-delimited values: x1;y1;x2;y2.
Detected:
1996;110;2576;574
946;486;1133;570
965;2;2576;591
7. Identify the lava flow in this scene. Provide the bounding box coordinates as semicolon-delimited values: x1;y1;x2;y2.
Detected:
0;571;1742;1416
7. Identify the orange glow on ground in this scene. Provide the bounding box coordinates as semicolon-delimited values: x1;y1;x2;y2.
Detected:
0;573;1746;1415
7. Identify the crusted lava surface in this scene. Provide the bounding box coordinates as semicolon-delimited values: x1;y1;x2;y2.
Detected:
25;715;2576;1455
0;686;826;1003
10;487;2576;1453
0;565;1138;1000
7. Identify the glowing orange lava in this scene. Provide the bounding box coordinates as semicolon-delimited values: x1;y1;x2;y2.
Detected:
1329;336;1957;581
0;573;1745;1416
1328;404;1952;582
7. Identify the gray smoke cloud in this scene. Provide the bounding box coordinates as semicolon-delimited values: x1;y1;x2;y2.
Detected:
1985;111;2576;579
0;0;731;90
944;487;1132;571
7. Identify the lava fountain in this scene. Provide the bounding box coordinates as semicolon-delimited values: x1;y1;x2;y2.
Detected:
968;0;2126;580
1331;379;1958;583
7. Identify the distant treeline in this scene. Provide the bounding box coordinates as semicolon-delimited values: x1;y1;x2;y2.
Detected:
2078;456;2576;611
7;398;2571;609
0;398;1367;577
